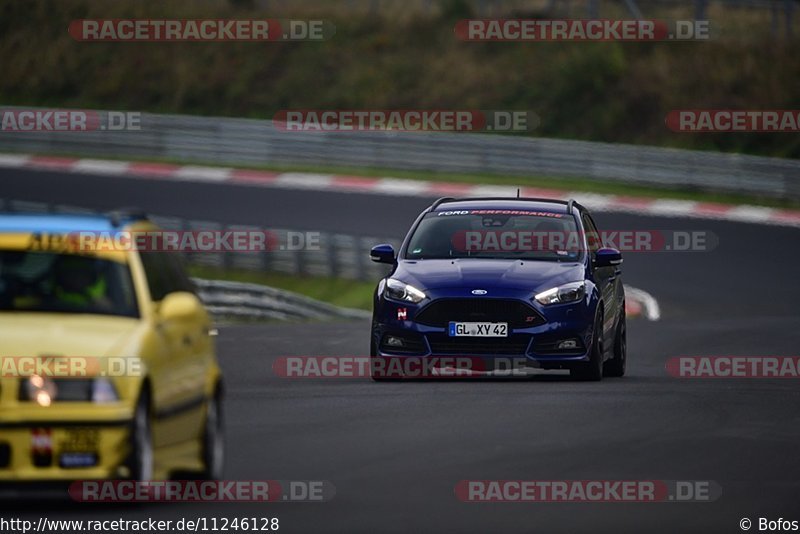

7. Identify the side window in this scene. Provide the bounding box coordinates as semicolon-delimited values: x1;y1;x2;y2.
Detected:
164;253;196;294
139;252;193;301
139;252;172;302
581;213;601;254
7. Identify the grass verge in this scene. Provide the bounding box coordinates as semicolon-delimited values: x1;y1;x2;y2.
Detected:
188;264;375;311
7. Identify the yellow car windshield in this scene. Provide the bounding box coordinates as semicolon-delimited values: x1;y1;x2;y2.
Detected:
0;249;139;317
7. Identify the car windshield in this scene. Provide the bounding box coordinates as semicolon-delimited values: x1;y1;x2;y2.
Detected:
0;249;139;317
405;209;584;261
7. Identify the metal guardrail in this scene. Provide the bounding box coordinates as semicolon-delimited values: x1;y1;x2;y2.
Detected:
1;108;798;200
145;213;399;282
0;198;399;282
192;278;370;321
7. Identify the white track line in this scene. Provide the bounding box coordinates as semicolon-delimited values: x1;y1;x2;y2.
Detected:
173;166;232;182
275;173;335;189
646;199;699;217
72;159;130;175
0;154;31;167
372;178;431;195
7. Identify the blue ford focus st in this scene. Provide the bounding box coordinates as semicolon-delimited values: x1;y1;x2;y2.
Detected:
369;197;626;381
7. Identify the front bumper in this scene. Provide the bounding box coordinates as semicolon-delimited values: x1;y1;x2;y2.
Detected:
0;404;133;482
373;296;596;368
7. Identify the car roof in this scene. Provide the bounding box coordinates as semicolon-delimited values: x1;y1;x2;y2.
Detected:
0;213;146;233
431;198;574;214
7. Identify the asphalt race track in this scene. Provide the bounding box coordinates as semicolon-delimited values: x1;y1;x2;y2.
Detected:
4;167;800;533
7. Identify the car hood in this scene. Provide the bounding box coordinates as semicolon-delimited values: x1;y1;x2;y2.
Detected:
0;313;143;358
394;259;586;294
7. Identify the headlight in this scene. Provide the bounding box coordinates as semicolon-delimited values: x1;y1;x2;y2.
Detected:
22;375;56;407
384;278;426;303
534;282;586;305
91;377;119;403
21;376;119;404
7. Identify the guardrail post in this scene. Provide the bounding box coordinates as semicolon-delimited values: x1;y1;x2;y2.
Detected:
182;218;194;265
223;224;233;270
355;236;367;281
261;237;273;272
325;233;338;278
296;237;307;276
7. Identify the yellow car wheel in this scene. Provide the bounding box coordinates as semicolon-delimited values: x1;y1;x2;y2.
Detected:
201;388;224;480
129;390;154;481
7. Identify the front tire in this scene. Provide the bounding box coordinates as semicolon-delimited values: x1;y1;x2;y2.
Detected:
129;390;154;481
603;312;627;377
201;387;225;480
571;313;604;381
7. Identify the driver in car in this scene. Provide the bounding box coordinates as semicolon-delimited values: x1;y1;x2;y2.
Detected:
52;255;113;310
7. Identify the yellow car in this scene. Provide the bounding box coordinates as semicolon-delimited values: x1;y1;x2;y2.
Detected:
0;212;223;485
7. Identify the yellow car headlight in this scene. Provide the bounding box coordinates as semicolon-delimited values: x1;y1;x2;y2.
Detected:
21;375;119;404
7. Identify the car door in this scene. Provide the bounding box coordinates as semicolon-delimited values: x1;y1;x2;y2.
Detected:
140;251;207;450
582;213;619;346
163;252;211;442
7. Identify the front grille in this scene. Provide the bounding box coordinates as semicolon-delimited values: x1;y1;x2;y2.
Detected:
0;443;10;468
426;333;532;355
415;298;545;328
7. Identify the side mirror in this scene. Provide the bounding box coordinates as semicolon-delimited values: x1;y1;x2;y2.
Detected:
370;244;396;265
594;247;623;268
159;291;203;321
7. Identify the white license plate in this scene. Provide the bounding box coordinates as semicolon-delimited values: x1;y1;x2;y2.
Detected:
448;322;508;337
